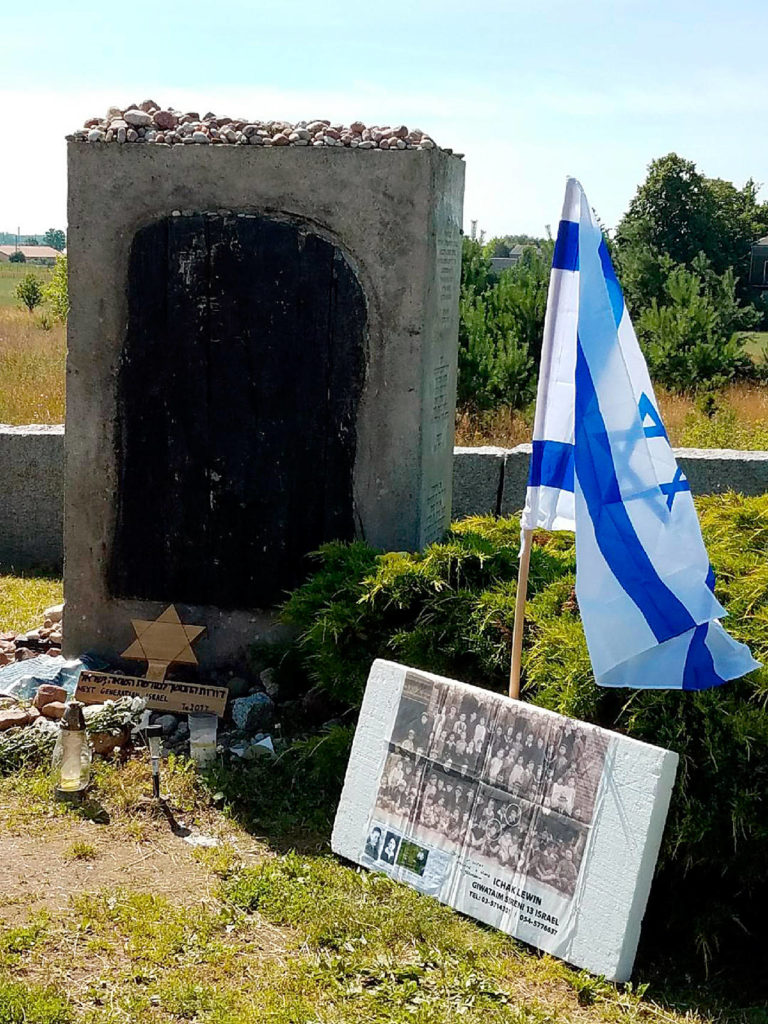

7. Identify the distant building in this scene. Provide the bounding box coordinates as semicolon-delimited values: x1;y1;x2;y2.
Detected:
490;244;541;277
0;245;60;266
749;236;768;291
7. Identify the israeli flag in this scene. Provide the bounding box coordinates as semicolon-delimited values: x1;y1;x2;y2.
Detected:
522;178;759;690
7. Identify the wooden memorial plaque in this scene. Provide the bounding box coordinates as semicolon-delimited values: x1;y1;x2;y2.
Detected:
75;670;227;716
332;659;679;982
75;603;227;715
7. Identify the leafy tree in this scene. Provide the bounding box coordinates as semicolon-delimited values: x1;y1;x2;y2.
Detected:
460;237;491;293
43;228;66;251
8;250;25;263
636;256;760;391
483;236;512;258
43;254;69;322
482;234;545;260
458;288;534;409
457;241;551;410
614;153;768;312
16;272;43;313
494;244;552;368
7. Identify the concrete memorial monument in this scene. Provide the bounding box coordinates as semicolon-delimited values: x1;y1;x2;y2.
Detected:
333;660;679;981
63;108;464;670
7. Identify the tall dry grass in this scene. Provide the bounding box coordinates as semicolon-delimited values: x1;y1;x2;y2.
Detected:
0;308;66;424
455;383;768;451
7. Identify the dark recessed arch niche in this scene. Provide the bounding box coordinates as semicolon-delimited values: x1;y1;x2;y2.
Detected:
109;212;367;609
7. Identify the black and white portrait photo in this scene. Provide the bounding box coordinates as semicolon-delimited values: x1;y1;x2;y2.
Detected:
381;832;400;865
364;825;383;860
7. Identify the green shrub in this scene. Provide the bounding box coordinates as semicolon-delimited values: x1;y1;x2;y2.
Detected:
15;272;43;313
43;255;68;324
266;498;768;973
636;258;760;391
8;250;25;264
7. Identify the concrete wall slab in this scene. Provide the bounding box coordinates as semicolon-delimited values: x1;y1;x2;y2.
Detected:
0;425;64;572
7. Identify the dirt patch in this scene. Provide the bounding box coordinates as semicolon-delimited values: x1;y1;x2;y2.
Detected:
0;818;219;923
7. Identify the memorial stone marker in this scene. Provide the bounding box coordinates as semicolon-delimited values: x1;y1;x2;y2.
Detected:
333;660;679;981
64;120;464;669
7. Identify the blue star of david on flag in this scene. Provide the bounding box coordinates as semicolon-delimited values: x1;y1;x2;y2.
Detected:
521;178;759;690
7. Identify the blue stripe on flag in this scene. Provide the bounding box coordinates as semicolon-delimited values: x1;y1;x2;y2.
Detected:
682;623;727;691
529;440;575;492
598;241;624;328
552;220;578;271
574;338;697;643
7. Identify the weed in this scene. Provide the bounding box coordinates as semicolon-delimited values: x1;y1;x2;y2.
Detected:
0;977;70;1024
0;916;48;966
192;841;242;878
64;839;98;861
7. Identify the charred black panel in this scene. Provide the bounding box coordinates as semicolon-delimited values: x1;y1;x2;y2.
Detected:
110;213;366;608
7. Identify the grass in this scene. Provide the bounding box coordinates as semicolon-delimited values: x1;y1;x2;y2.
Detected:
456;383;768;450
0;761;753;1024
0;571;62;633
0;307;66;424
63;840;98;861
0;779;761;1024
1;576;766;1022
0;979;71;1024
0;263;65;425
743;331;768;361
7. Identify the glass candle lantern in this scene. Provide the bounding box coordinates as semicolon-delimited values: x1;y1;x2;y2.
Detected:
52;700;92;797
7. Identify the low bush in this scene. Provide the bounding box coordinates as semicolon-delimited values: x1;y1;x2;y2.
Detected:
15;272;43;314
262;497;768;976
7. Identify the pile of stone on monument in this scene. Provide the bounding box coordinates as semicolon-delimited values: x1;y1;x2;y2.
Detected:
0;603;63;668
69;100;451;152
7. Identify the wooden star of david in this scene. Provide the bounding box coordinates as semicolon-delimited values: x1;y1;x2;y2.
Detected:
121;605;206;683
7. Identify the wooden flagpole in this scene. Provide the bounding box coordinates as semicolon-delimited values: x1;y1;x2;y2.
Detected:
509;528;533;699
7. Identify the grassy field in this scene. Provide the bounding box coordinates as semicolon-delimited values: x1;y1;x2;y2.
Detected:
457;383;768;450
0;263;52;308
0;307;66;423
743;331;768;361
0;263;65;424
2;260;768;447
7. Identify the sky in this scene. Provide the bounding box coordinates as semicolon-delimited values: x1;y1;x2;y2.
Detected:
1;0;765;238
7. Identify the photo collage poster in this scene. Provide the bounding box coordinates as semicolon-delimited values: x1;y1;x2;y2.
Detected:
360;670;613;949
